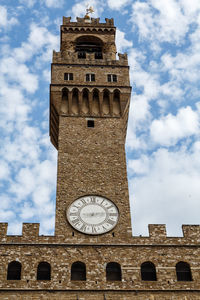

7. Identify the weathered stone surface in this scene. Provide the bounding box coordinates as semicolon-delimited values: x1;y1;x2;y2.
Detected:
1;16;200;299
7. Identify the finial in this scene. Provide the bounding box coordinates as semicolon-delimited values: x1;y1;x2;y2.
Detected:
84;4;94;19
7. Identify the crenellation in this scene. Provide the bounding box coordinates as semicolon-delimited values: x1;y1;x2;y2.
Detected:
182;225;200;241
0;223;8;237
148;224;167;239
62;16;114;27
22;223;40;240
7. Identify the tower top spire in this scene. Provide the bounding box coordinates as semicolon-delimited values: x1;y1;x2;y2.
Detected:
84;5;95;19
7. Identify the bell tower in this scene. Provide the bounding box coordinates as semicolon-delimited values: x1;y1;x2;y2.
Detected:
50;15;132;241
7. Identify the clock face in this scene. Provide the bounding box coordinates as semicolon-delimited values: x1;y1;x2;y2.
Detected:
66;196;119;235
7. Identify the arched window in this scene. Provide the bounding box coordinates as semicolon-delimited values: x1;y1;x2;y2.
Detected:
92;89;100;115
71;88;79;115
176;262;192;281
75;36;103;59
113;90;121;116
71;261;86;281
141;262;157;281
82;88;89;114
7;261;21;280
61;88;69;114
102;89;110;115
106;262;122;281
37;262;51;280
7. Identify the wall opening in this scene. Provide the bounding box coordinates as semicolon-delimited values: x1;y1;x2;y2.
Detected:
71;89;79;115
87;120;94;128
92;89;100;115
75;36;103;59
71;261;86;281
7;261;21;280
113;90;121;116
176;262;192;281
61;88;69;114
82;89;89;114
102;90;110;115
106;262;122;281
37;262;51;280
141;262;157;281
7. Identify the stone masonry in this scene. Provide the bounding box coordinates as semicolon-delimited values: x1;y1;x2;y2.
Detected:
0;16;200;300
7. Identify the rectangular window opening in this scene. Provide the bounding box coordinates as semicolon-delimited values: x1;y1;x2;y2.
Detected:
86;74;95;82
87;120;94;128
107;74;117;82
64;73;73;80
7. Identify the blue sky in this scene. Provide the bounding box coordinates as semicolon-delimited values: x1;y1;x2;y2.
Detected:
0;0;200;236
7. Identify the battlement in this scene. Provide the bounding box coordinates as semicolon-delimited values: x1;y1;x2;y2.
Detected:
1;222;200;245
52;50;128;65
63;17;114;27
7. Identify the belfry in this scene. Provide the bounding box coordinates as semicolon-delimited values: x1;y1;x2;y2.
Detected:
0;14;200;300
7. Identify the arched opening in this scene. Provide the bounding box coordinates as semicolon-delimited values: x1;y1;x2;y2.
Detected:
7;261;21;280
75;36;103;59
92;89;100;115
102;90;110;115
106;262;122;281
176;262;192;281
71;261;86;281
37;262;51;280
71;88;79;115
113;90;121;116
61;88;69;114
141;262;157;281
82;89;89;114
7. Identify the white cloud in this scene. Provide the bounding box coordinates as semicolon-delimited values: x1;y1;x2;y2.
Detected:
150;106;200;146
0;6;18;31
44;0;64;8
116;29;133;53
130;0;198;44
13;23;59;64
107;0;130;10
0;161;10;180
19;0;36;8
129;146;200;236
0;57;38;93
69;0;105;21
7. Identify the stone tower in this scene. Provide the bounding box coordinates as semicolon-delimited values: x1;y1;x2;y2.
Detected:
0;15;200;300
50;15;132;242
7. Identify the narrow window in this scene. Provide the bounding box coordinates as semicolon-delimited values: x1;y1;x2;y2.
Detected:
107;74;117;82
87;120;94;128
176;262;192;281
37;262;51;280
86;74;95;82
141;262;157;281
71;262;86;281
106;262;121;281
108;74;111;82
64;73;73;80
113;74;117;82
7;261;21;280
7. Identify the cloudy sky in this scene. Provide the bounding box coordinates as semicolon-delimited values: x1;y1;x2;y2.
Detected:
0;0;200;236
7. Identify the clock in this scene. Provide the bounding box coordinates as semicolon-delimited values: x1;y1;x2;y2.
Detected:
66;195;119;235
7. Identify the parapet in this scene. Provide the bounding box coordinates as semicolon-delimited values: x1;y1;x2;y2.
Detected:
63;16;114;27
22;223;40;239
148;224;167;238
1;222;200;245
52;51;128;66
0;223;8;236
182;225;200;240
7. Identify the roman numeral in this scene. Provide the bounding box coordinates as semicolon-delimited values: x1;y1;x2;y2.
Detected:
107;219;115;226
